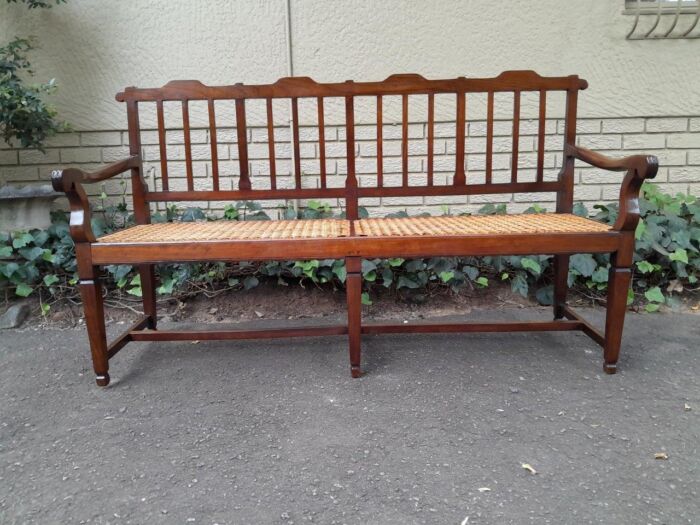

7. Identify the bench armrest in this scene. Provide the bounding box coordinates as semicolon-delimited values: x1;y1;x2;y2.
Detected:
566;144;658;232
51;155;141;243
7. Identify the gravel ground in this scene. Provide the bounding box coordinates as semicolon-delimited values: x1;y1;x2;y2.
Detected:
1;308;698;524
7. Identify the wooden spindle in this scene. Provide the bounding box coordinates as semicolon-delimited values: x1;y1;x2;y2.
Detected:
235;97;251;191
402;93;409;187
317;97;327;189
486;92;494;185
182;100;194;191
266;98;277;190
291;97;301;189
511;91;521;183
207;99;219;191
427;93;434;186
536;89;547;183
454;91;466;185
156;100;169;191
376;95;383;187
345;91;358;220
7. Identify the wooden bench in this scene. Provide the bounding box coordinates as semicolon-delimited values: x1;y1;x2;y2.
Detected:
52;71;658;387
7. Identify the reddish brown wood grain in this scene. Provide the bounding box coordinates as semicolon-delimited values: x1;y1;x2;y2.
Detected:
54;71;659;386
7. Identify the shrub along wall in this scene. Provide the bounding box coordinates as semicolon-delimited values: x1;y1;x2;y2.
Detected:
0;183;698;316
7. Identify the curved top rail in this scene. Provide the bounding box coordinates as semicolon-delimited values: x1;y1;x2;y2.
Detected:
115;70;587;102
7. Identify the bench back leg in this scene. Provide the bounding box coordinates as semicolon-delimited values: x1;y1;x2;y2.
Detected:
79;275;110;387
138;264;158;329
553;254;570;320
603;258;632;375
346;257;363;378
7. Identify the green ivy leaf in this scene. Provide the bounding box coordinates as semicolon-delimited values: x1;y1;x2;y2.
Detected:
18;246;44;261
243;276;259;290
0;246;13;258
127;286;142;297
381;267;393;287
669;248;689;264
570;254;597;277
591;266;609;284
644;286;664;303
535;285;554;306
361;260;377;275
636;260;655;274
405;260;424;272
572;202;589;218
332;262;347;283
462;265;479;281
475;276;488;287
32;230;49;247
511;272;528;298
635;220;646;240
157;277;176;295
181;207;206;222
0;262;20;278
438;271;454;283
361;292;373;305
43;274;59;286
397;275;421;289
520;257;541;275
387;258;405;267
12;233;33;249
645;303;661;313
15;282;33;297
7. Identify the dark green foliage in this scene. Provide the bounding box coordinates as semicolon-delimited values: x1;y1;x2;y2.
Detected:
0;37;68;150
6;0;66;8
1;0;68;150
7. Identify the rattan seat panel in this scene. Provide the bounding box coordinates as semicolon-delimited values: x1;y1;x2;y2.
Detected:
354;213;610;237
98;219;350;244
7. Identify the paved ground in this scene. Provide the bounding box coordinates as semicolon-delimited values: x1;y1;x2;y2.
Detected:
1;308;698;524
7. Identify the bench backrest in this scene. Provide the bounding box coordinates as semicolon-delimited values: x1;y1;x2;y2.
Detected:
116;70;587;220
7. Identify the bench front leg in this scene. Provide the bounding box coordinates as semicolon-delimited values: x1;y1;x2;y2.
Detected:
346;257;363;378
604;250;632;374
76;245;110;386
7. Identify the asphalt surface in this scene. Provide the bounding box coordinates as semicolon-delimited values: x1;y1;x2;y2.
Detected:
1;308;698;524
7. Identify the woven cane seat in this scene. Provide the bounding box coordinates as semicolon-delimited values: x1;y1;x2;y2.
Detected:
98;219;350;243
354;213;610;237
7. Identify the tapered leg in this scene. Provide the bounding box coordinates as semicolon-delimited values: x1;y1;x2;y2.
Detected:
603;264;632;375
138;264;157;329
79;276;110;386
346;257;362;378
553;254;569;320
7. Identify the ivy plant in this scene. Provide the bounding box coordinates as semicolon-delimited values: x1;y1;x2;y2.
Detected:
1;184;697;315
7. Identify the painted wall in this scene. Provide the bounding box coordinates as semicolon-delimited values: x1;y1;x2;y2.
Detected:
1;0;698;131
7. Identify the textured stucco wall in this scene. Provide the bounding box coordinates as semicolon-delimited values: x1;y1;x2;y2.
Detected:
1;0;699;130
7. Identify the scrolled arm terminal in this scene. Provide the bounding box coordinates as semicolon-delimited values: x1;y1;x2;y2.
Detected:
51;155;141;243
566;144;658;232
